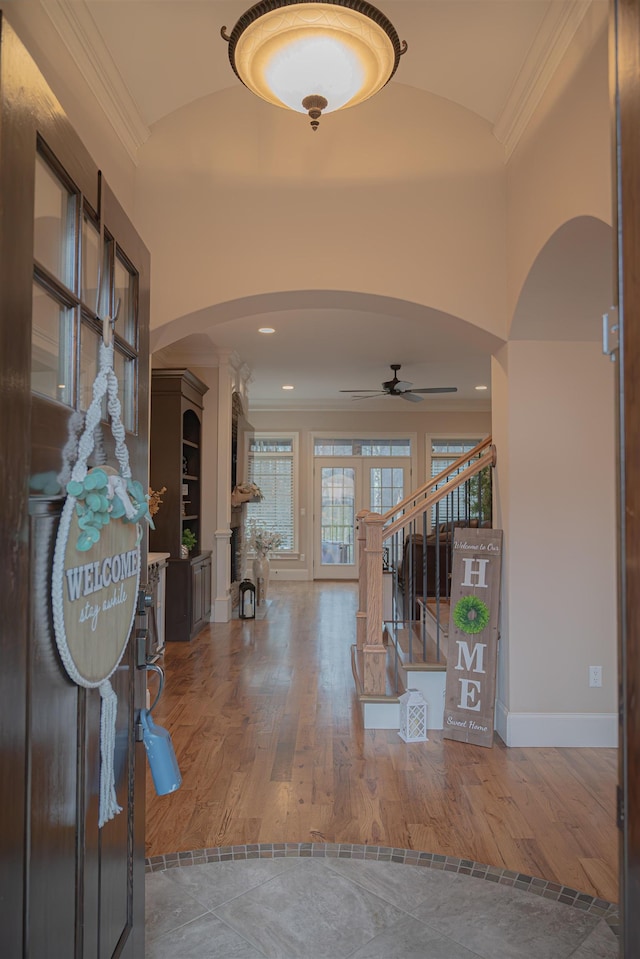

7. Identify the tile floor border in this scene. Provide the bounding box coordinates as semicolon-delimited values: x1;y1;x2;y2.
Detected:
145;842;619;937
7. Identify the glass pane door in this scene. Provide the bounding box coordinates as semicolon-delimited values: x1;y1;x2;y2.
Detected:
369;465;405;514
319;465;356;574
314;458;409;579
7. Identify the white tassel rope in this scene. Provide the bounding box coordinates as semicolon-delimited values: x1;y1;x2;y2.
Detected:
51;337;139;830
98;679;123;828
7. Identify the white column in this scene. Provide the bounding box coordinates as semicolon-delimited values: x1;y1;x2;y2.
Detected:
213;352;233;622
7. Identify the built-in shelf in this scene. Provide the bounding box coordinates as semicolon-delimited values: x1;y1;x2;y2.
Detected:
150;368;211;642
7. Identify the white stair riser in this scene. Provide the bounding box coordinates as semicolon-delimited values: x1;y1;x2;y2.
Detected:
362;670;446;730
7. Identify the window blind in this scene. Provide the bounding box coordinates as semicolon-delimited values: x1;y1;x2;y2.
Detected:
247;443;294;550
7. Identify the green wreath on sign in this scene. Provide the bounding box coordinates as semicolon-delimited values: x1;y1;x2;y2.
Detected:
453;595;490;634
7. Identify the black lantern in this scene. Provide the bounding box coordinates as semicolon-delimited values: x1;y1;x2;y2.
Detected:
239;579;256;619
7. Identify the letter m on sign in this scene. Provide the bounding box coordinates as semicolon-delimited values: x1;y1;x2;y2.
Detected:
443;527;503;748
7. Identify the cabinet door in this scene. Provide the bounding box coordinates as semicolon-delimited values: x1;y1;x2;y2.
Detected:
203;557;212;621
192;561;203;628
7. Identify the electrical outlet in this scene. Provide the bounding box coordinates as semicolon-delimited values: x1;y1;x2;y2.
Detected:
589;666;603;688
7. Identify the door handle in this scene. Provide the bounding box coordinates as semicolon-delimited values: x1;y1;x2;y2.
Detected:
140;662;165;713
603;308;619;361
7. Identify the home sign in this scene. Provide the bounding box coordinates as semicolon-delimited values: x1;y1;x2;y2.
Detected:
443;527;503;748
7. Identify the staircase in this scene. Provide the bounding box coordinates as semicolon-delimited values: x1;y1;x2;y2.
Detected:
351;437;496;730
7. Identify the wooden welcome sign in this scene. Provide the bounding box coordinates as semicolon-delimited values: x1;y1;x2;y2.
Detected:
58;516;140;683
52;467;141;685
443;527;503;748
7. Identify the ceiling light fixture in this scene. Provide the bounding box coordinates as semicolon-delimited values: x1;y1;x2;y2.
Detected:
282;384;295;390
475;385;488;391
259;327;276;333
221;0;407;131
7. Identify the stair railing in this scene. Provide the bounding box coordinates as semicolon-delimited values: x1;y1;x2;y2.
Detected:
356;437;495;696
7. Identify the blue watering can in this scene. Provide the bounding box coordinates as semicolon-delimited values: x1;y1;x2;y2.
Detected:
140;664;182;796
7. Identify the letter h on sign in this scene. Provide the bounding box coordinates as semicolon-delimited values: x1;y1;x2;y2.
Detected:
460;558;489;588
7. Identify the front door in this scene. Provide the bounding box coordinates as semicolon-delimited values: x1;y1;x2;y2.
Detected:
612;0;640;950
314;458;408;579
0;16;150;957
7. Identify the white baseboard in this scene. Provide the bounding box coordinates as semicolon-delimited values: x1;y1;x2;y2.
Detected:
212;596;232;623
495;700;618;747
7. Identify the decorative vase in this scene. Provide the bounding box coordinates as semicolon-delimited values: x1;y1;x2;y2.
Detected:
252;553;270;606
180;544;189;559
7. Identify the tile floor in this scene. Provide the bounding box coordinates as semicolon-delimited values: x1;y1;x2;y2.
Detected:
145;847;619;958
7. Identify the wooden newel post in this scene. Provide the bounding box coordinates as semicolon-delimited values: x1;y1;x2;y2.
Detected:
356;509;369;651
363;511;386;695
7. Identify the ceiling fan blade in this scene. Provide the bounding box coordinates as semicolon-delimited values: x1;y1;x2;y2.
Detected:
410;387;458;394
398;391;423;403
351;392;385;401
394;380;412;391
339;389;378;393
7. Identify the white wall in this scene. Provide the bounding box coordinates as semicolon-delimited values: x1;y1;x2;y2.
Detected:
134;83;507;340
506;3;611;327
493;340;617;745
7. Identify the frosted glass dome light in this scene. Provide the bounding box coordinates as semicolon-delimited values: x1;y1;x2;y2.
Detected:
222;1;407;131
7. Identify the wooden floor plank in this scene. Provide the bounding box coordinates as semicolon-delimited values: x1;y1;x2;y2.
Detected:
145;581;618;902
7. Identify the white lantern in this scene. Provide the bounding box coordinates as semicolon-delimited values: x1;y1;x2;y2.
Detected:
398;689;428;743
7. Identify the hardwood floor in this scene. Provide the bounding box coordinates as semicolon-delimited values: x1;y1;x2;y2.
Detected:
145;581;619;903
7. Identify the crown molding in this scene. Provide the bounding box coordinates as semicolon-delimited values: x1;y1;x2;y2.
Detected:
493;0;592;161
40;0;150;162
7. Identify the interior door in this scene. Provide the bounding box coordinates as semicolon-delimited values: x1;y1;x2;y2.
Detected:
611;0;640;950
314;459;407;579
0;16;149;957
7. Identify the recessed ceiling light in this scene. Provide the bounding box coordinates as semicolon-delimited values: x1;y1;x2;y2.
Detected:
475;385;488;391
259;327;276;334
282;384;294;390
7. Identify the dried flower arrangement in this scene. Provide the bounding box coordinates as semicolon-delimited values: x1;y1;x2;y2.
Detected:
245;520;283;557
148;486;167;517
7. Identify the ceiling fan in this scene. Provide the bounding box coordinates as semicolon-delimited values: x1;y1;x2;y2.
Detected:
340;364;457;403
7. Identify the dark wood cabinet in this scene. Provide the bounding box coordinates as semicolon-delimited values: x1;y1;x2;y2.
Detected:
150;369;211;641
165;550;212;642
191;552;212;634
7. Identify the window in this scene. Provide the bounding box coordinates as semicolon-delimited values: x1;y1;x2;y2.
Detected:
32;151;78;405
246;435;297;552
429;437;486;526
31;282;74;404
31;143;140;431
314;437;411;457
